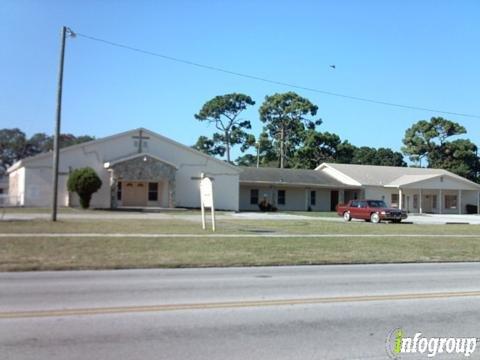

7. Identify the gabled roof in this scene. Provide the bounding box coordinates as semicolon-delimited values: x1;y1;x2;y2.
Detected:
239;166;355;188
7;128;240;173
317;163;480;189
384;174;440;187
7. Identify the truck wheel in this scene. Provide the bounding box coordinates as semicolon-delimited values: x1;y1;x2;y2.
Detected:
343;211;352;222
370;212;380;224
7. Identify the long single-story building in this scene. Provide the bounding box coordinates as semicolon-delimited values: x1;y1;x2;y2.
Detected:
7;128;480;214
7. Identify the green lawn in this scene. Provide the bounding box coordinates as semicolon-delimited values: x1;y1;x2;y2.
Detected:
1;217;480;271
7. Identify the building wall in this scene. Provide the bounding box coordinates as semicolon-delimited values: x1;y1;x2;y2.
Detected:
7;168;25;206
23;167;68;207
364;186;398;207
276;188;305;211
240;185;332;211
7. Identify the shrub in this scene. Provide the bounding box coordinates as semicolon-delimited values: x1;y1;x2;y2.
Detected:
67;167;102;209
258;198;277;212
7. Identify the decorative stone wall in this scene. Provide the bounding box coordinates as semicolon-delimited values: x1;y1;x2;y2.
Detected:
110;155;176;207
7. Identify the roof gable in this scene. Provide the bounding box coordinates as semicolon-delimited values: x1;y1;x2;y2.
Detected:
7;128;239;173
317;163;480;190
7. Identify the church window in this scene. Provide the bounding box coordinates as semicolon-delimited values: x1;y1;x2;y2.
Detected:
117;182;122;200
250;189;259;204
148;182;158;201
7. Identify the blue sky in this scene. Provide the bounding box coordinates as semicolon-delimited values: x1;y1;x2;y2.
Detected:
1;0;479;161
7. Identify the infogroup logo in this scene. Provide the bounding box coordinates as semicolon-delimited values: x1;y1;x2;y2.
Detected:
386;328;478;358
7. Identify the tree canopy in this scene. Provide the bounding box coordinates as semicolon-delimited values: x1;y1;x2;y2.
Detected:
195;93;255;163
0;128;94;174
192;135;226;157
259;92;321;168
402;117;478;180
402;117;466;164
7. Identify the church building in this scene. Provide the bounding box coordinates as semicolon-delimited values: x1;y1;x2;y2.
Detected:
7;128;240;210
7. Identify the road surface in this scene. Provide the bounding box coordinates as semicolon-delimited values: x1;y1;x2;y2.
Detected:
1;263;480;359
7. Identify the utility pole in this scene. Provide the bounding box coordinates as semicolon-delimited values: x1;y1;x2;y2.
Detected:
52;26;74;221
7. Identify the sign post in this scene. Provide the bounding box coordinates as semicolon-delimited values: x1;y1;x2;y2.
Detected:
200;173;215;232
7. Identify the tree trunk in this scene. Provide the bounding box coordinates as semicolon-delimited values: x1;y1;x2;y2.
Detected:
225;131;231;163
280;126;285;168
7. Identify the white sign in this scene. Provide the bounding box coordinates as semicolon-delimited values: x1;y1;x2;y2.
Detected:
200;177;213;208
200;175;215;232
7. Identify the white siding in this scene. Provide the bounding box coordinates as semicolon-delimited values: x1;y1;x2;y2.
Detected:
240;186;275;211
240;185;333;212
364;186;398;207
8;168;25;206
276;188;305;211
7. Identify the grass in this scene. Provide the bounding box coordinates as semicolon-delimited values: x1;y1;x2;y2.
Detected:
2;218;480;235
2;235;480;271
1;217;480;271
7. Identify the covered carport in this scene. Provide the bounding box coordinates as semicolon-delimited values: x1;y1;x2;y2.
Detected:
385;173;480;215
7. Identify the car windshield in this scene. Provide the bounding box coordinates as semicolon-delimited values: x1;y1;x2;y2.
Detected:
367;200;387;208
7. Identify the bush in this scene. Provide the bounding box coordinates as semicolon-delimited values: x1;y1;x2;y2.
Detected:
466;204;478;214
258;198;277;212
67;167;102;209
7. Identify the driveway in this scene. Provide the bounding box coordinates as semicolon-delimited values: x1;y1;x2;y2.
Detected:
405;213;480;225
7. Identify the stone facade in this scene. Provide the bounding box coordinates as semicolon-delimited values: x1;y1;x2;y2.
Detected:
109;155;176;208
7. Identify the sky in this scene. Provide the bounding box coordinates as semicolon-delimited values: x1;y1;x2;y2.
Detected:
1;0;479;161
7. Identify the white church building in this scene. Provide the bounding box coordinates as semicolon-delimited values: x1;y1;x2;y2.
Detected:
7;128;480;214
7;128;240;210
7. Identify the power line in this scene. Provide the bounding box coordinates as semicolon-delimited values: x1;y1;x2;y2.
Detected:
74;31;480;119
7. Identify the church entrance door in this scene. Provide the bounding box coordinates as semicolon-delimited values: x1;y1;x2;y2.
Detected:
123;181;147;206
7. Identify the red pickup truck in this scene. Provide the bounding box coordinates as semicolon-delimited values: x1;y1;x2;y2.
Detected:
336;200;408;223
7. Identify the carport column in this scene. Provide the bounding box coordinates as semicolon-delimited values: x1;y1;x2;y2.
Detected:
477;191;480;215
304;189;309;210
439;189;443;214
419;189;423;214
458;190;462;214
398;188;403;210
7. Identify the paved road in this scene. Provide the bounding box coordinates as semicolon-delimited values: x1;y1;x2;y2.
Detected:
1;263;480;359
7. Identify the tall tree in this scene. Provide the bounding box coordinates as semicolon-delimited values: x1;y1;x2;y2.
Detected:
259;92;321;168
195;93;255;163
235;131;278;167
25;133;51;156
0;128;27;174
402;117;466;165
352;146;406;167
335;140;356;164
293;130;341;169
402;117;478;180
432;139;479;181
0;129;94;174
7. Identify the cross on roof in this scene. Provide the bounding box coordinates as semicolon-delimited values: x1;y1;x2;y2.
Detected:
132;129;150;153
